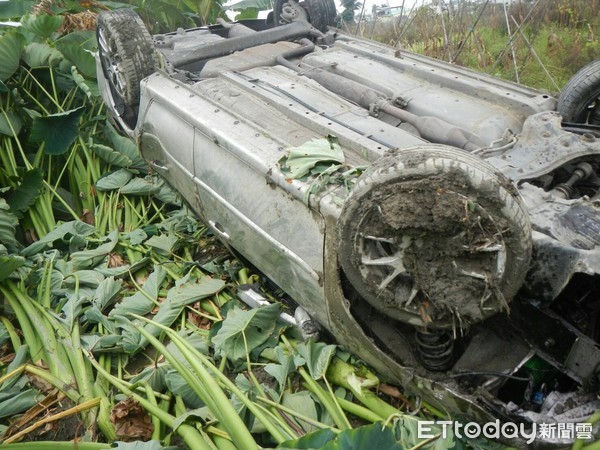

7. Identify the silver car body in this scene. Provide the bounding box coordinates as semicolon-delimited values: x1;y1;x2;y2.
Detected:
97;15;600;447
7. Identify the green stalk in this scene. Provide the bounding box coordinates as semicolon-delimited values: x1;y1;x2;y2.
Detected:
132;314;289;444
24;365;83;401
0;286;44;364
299;366;352;430
336;396;384;423
572;411;600;450
242;334;297;438
0;316;21;350
326;358;399;420
22;68;61;112
0;365;25;385
144;382;163;441
89;356;213;450
38;258;54;309
256;396;339;432
132;322;259;449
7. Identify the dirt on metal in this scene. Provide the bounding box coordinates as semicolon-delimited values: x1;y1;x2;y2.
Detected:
361;170;509;327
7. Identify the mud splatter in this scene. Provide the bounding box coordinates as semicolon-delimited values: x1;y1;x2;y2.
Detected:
357;171;510;328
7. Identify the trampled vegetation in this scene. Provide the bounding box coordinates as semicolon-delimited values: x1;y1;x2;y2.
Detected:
0;0;598;449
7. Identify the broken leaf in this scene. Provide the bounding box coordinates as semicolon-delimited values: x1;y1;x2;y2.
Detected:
297;339;337;381
21;220;96;257
110;398;154;442
212;303;281;362
281;135;345;179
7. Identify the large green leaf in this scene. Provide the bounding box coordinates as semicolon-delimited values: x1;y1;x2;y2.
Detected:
146;233;179;256
69;231;118;269
20;13;63;41
0;199;21;252
120;177;162;195
265;345;300;388
0;32;24;81
6;168;43;218
297;340;337;381
278;428;337;449
109;265;166;317
129;364;170;393
281;135;345;179
0;389;40;419
165;277;226;308
282;391;320;434
105;122;147;171
22;42;64;68
60;293;86;332
95;168;133;191
21;220;96;256
0;253;25;283
29;106;85;155
92;143;133;168
55;31;97;78
0;109;23;136
122;278;225;353
92;276;122;312
0;1;35;20
62;269;105;287
212;303;281;362
164;370;205;409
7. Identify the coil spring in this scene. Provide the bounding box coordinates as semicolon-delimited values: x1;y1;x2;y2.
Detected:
415;329;454;372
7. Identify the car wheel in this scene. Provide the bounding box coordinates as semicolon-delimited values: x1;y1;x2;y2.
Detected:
557;60;600;125
337;144;532;329
273;0;336;33
97;9;158;129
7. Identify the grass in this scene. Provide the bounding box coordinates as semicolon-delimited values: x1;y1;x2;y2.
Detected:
356;0;599;91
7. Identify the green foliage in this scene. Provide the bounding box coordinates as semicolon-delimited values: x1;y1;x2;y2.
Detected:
0;1;35;20
280;135;345;179
126;0;226;33
29;106;85;154
212;303;282;362
0;33;24;81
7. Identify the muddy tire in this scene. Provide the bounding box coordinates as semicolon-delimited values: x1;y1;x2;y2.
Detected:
97;9;158;129
557;60;600;125
338;145;532;329
273;0;336;32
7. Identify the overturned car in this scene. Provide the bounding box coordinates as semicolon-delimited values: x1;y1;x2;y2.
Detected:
96;5;600;447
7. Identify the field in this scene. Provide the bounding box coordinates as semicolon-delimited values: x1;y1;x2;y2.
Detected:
352;0;599;91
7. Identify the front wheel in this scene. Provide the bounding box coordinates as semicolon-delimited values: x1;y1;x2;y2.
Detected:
557;60;600;125
97;9;158;129
337;145;532;330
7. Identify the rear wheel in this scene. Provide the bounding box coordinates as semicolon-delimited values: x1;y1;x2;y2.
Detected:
97;9;158;129
338;145;532;330
273;0;336;33
557;60;600;125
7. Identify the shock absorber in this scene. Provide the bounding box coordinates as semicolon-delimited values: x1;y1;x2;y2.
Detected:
415;329;454;372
